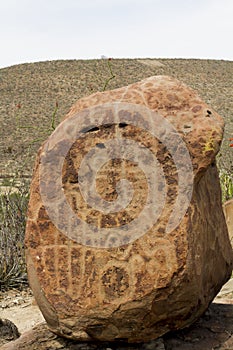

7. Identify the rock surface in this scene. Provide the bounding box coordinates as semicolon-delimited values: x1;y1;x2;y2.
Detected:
0;319;20;347
1;303;233;350
25;76;233;342
223;199;233;248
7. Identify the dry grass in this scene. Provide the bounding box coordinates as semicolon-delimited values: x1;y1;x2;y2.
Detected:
0;58;232;176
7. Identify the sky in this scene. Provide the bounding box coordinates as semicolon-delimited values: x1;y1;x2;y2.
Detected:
0;0;233;69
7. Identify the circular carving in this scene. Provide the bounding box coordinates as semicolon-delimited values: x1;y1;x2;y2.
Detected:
39;102;193;248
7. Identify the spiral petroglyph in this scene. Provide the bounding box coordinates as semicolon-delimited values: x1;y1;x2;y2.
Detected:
25;76;233;342
39;102;193;248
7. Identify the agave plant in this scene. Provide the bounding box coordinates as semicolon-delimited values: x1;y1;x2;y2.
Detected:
0;182;29;290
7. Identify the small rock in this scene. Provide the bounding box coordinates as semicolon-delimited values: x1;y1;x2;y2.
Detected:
0;318;20;346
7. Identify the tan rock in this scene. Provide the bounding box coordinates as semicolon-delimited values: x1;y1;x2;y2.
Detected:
25;76;233;343
223;199;233;248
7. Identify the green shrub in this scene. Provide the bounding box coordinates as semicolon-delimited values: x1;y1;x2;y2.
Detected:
219;169;233;202
0;183;29;291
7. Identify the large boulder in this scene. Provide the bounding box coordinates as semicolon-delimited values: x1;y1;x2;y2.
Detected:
25;75;233;343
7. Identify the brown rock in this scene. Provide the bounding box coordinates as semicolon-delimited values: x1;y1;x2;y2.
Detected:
0;319;20;347
25;76;233;343
1;304;233;350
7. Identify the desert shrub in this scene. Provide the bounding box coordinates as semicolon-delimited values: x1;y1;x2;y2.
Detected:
0;181;29;291
219;169;233;202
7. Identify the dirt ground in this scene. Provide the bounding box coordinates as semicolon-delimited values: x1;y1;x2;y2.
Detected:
0;288;44;334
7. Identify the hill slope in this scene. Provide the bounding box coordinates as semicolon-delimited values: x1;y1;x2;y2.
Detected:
0;58;232;177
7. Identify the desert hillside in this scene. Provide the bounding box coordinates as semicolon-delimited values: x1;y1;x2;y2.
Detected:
0;58;232;178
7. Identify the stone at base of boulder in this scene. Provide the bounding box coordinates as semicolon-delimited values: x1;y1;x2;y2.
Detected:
0;319;20;347
0;322;165;350
1;303;233;350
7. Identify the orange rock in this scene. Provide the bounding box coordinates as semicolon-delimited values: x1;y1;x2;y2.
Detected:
223;199;233;248
25;76;233;342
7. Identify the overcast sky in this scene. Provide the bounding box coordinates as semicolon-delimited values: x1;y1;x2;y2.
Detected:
0;0;232;69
